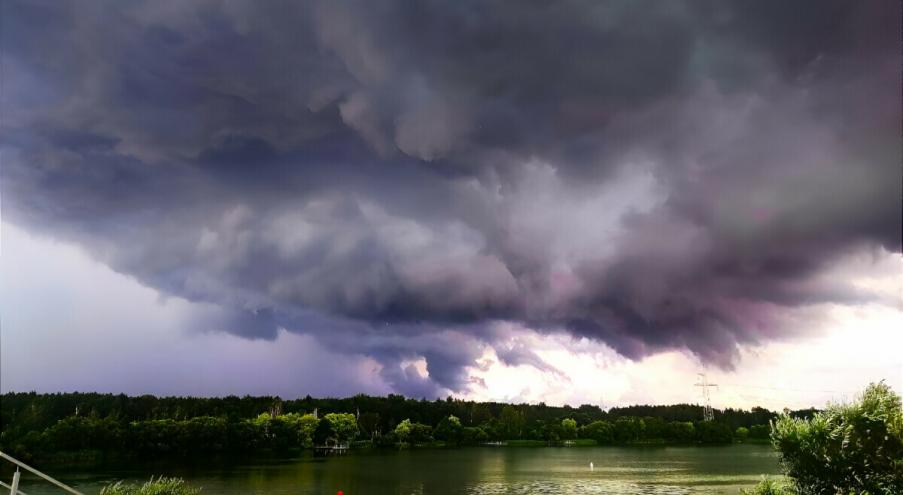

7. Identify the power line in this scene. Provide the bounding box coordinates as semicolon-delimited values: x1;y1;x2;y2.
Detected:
716;383;855;395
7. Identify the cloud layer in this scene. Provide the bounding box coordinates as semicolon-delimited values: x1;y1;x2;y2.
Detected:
3;0;900;396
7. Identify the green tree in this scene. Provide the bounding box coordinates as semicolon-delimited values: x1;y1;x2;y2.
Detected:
480;418;504;441
580;420;614;444
612;417;644;443
435;415;463;444
695;421;732;444
734;426;749;442
461;426;488;445
323;413;358;444
297;413;319;447
393;418;432;444
358;412;380;440
408;422;433;443
538;420;561;443
312;418;335;446
560;418;577;440
770;382;903;495
665;421;695;443
394;419;413;443
499;406;525;439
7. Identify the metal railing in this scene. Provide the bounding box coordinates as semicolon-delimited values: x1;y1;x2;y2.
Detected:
0;451;83;495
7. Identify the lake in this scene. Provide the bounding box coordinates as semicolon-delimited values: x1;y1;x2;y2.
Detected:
14;445;780;495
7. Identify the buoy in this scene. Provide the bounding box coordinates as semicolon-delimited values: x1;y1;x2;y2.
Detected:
337;491;343;495
590;462;594;471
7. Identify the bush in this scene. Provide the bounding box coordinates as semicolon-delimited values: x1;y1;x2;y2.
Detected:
100;477;200;495
770;381;903;495
740;477;795;495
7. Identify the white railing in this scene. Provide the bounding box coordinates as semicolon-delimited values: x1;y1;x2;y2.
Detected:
0;451;84;495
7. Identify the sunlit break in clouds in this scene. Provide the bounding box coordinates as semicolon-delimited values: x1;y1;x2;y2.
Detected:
1;0;901;407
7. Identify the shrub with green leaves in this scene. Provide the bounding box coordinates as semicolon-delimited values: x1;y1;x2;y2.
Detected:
740;477;795;495
770;381;903;495
100;477;201;495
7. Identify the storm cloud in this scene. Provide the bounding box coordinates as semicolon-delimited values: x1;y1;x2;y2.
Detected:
2;0;899;396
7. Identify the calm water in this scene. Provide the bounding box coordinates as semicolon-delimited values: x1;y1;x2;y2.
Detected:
16;445;779;495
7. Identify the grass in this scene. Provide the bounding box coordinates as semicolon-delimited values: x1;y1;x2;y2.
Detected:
100;477;201;495
739;477;796;495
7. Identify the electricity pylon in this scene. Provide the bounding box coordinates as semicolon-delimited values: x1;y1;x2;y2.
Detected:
695;373;718;421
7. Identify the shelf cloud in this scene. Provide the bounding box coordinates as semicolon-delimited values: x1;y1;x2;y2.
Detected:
3;0;899;396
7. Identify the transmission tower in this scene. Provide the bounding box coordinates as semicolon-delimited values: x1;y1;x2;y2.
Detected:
695;373;718;421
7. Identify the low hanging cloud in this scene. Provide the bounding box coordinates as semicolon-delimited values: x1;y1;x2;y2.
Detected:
2;0;899;396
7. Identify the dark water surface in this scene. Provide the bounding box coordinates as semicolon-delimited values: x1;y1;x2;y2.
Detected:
16;445;780;495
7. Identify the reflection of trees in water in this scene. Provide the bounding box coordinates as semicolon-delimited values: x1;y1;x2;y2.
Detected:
13;447;779;494
468;480;693;495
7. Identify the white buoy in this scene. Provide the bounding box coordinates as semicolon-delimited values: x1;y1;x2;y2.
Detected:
590;462;594;471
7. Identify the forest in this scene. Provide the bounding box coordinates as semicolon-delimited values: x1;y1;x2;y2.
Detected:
0;392;813;462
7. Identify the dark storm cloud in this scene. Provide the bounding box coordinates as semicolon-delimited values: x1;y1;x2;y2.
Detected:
2;0;899;392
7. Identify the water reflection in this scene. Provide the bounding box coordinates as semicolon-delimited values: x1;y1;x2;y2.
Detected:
16;445;779;495
468;480;693;494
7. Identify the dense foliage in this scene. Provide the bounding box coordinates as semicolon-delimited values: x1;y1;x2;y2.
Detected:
1;391;791;462
742;382;903;495
100;477;200;495
771;382;903;495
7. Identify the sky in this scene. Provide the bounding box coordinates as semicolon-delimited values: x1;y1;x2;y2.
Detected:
1;0;901;410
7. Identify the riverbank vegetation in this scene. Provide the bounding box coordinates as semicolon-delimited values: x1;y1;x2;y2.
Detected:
100;477;200;495
743;382;903;495
1;392;806;463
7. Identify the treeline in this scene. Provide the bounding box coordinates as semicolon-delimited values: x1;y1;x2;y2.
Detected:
1;392;805;462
